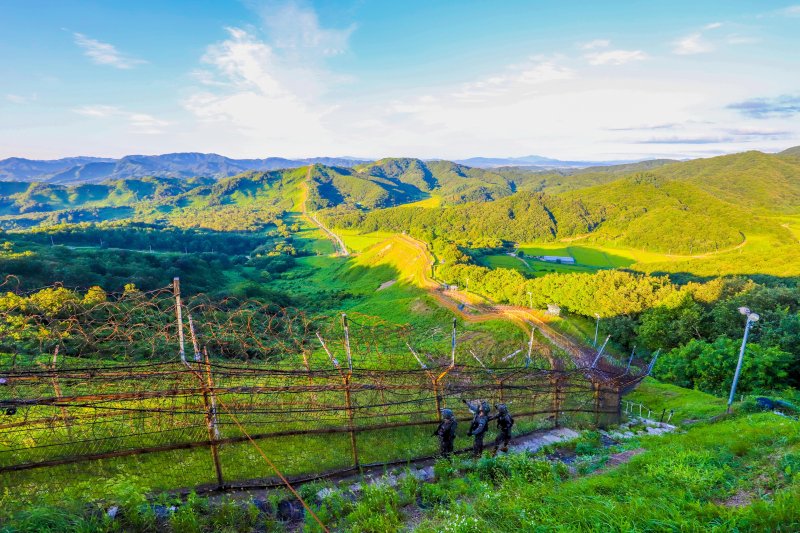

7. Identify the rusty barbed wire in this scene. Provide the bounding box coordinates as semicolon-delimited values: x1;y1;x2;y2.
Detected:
0;280;648;493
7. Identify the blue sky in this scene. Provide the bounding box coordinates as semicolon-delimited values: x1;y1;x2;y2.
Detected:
1;0;799;160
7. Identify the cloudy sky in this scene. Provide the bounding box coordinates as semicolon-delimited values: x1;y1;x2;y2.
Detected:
1;0;799;160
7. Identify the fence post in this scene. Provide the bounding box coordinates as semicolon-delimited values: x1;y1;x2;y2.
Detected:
173;277;186;364
201;348;224;488
344;374;359;468
550;375;562;428
317;329;359;469
50;345;72;436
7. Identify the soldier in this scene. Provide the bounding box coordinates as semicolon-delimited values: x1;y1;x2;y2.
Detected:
464;399;489;457
489;403;515;455
432;408;457;457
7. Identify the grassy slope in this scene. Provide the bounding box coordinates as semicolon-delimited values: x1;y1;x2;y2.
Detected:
417;412;800;531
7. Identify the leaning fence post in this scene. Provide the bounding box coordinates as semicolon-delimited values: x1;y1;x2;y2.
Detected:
188;313;201;362
201;347;224;487
318;330;359;469
173;277;186;364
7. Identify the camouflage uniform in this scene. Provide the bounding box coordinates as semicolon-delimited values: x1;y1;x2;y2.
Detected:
464;399;489;457
432;408;457;457
489;403;515;454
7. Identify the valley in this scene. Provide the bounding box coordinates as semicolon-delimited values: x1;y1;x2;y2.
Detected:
1;148;799;532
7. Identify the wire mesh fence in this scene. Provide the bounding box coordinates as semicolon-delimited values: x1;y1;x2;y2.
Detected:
0;280;649;498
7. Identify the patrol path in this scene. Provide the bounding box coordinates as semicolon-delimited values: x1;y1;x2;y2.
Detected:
300;167;349;256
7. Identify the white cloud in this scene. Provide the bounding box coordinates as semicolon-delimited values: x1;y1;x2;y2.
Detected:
258;1;356;58
585;49;647;66
672;33;714;55
183;25;338;155
672;22;728;55
73;33;146;69
74;105;168;134
451;57;574;101
779;5;800;16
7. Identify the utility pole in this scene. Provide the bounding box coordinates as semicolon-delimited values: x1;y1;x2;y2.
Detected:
527;291;533;309
727;307;759;414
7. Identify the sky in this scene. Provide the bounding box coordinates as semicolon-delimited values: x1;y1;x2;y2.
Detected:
1;0;799;161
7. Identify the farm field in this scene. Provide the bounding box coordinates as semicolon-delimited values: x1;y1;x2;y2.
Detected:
336;229;395;253
478;253;600;276
400;195;443;208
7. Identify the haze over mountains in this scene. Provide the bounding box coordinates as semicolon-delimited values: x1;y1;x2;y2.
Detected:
0;152;675;184
0;153;370;184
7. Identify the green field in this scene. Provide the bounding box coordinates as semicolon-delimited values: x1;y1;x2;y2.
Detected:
518;244;636;269
336;229;396;253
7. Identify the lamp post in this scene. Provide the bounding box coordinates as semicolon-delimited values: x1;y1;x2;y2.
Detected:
593;313;601;347
727;307;760;414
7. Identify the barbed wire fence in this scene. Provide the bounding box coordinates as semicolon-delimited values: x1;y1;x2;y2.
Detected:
0;278;650;499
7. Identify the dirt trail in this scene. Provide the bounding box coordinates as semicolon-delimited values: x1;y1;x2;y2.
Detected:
300;168;349;257
396;234;598;368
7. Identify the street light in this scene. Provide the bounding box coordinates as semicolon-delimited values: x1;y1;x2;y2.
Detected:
727;307;760;413
593;313;601;347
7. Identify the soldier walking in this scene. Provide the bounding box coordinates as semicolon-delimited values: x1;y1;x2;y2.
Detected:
432;408;457;457
463;399;489;457
489;403;515;455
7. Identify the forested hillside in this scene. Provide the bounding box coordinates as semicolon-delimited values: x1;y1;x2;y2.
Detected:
1;148;798;263
322;149;800;261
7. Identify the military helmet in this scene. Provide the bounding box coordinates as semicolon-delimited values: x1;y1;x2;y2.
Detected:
481;400;491;414
497;403;508;414
441;408;454;420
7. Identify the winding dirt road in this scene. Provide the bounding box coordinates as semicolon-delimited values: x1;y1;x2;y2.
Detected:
300;168;349;257
393;234;601;369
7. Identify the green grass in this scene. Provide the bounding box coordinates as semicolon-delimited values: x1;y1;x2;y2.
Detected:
478;253;599;277
624;377;728;423
337;229;395;253
518;243;635;268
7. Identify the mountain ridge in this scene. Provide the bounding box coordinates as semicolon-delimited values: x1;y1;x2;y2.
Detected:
0;153;369;184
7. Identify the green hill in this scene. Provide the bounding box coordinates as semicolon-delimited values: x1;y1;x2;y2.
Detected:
644;151;800;214
0;149;798;263
306;158;538;209
779;145;800;158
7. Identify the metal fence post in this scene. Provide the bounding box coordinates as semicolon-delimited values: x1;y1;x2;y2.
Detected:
201;348;224;488
344;374;359;468
551;375;562;428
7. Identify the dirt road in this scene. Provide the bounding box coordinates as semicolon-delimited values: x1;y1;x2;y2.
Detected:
300;168;349;257
395;234;600;368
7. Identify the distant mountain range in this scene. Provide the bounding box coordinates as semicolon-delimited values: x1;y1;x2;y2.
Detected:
1;147;797;184
0;152;657;184
452;155;641;169
0;153;369;184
